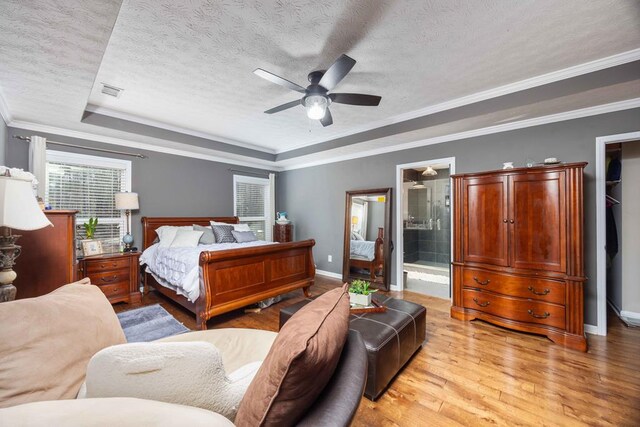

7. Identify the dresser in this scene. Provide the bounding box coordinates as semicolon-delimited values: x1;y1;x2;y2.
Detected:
79;252;141;304
14;210;77;300
451;163;587;351
274;223;293;243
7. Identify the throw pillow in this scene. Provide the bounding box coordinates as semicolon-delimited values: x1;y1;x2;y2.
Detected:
233;224;251;232
170;230;204;248
235;285;350;427
231;230;258;243
211;224;235;243
0;280;126;407
193;224;216;244
156;226;192;248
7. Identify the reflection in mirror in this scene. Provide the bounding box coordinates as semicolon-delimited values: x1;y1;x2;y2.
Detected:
343;188;392;291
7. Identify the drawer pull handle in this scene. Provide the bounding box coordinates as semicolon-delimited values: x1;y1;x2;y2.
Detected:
473;277;490;286
473;298;490;307
527;309;550;319
101;275;118;283
528;286;550;296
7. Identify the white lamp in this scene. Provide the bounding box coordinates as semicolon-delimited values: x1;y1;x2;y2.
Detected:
115;192;139;252
0;171;53;301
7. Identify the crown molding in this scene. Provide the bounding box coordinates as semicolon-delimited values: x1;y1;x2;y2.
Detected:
276;48;640;154
8;120;281;171
280;97;640;171
0;89;12;124
84;104;276;154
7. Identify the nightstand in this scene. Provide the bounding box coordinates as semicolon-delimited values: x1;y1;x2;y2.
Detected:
274;223;293;242
79;252;141;304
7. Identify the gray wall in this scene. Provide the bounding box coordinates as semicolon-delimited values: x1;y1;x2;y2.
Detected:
6;128;276;249
0;116;7;165
278;107;640;326
365;200;385;240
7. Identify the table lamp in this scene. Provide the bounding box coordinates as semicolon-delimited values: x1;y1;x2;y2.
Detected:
115;192;139;252
0;170;53;301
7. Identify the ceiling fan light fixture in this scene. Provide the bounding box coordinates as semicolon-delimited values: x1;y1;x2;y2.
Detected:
304;95;328;120
422;166;438;176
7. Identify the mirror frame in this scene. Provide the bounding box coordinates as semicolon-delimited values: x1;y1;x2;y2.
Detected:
342;188;393;291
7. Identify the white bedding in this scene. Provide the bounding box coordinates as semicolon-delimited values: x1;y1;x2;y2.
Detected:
350;239;375;261
140;241;277;302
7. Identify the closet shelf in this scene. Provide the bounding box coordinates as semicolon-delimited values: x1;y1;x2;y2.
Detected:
606;180;621;187
606;195;620;206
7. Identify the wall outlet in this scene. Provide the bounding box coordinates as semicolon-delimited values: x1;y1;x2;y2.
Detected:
328;255;333;263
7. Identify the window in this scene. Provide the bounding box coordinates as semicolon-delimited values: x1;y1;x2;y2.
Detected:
46;151;132;253
234;175;272;241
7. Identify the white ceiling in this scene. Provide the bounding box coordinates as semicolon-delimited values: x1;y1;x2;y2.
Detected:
1;0;640;165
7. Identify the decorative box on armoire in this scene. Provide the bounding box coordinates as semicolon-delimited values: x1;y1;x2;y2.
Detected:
274;223;293;243
13;210;77;300
450;163;587;351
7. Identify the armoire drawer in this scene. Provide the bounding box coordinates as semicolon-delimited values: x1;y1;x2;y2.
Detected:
462;268;565;305
462;289;566;330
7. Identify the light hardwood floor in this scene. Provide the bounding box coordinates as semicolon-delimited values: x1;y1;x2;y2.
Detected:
117;276;640;426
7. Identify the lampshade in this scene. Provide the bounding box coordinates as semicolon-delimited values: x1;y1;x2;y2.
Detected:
115;192;139;210
304;95;328;120
422;166;438;176
0;176;52;230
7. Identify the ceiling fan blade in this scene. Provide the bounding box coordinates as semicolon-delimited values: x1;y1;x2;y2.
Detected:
320;108;333;127
330;93;381;106
318;54;356;90
253;69;306;94
264;99;302;114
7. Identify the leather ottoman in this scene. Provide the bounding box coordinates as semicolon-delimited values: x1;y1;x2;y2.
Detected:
280;294;426;400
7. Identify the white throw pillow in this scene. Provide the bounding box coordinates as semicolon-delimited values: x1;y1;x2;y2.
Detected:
170;230;204;248
82;342;261;421
156;226;192;248
232;224;251;232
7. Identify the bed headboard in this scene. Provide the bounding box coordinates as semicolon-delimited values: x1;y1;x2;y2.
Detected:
141;216;239;250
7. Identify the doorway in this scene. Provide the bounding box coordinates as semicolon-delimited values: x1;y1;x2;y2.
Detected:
395;158;455;298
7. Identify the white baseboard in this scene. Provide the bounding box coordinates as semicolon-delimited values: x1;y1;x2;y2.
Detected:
620;310;640;320
315;269;342;280
584;324;600;335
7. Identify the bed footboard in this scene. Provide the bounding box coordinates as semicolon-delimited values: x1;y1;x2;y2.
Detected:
195;239;316;329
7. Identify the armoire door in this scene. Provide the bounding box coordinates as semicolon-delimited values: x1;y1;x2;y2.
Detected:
508;171;566;272
462;175;509;266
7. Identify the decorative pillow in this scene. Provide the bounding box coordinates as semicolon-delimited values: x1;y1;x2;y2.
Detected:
156;226;193;248
232;230;257;243
352;232;364;241
170;230;204;248
235;285;350;426
193;224;216;244
0;280;126;408
211;224;235;243
83;341;261;421
233;223;251;232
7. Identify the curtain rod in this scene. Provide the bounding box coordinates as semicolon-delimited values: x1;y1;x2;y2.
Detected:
13;135;146;159
228;168;273;177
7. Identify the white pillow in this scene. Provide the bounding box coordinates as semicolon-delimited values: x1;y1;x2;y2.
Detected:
156;226;192;248
169;230;203;248
232;224;251;232
83;342;260;421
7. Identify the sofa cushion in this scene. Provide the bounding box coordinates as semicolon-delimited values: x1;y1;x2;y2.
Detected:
0;397;234;427
235;285;350;427
0;279;126;408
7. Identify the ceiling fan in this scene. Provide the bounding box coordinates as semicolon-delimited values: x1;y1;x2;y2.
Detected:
253;54;382;127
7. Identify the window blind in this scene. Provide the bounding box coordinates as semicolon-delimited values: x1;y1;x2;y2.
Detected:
234;176;271;241
46;155;129;253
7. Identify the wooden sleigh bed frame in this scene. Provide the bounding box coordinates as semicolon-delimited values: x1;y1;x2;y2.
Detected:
141;216;316;329
349;227;384;283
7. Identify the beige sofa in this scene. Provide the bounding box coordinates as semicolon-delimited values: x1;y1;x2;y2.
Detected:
0;280;368;426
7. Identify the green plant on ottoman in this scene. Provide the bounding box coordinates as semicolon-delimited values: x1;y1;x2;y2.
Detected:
348;279;377;307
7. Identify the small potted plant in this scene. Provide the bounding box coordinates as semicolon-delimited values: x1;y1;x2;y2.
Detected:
348;279;377;307
84;217;98;239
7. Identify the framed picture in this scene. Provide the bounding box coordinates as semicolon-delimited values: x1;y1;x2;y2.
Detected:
81;240;103;257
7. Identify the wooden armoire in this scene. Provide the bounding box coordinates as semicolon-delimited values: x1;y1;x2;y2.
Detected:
451;163;587;351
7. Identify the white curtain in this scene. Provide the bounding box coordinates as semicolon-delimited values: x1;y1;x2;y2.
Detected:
29;136;47;199
268;173;276;241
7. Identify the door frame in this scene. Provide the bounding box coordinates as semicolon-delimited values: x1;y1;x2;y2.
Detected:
394;157;456;297
595;130;640;336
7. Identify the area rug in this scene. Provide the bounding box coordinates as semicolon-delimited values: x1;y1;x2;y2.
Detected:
117;304;190;342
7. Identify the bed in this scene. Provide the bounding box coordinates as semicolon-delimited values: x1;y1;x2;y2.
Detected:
141;216;316;329
349;227;384;282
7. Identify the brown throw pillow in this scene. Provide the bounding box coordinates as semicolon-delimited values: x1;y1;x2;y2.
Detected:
235;284;350;427
0;279;126;408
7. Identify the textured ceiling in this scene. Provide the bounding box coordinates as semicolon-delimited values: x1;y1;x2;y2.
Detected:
1;0;640;162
